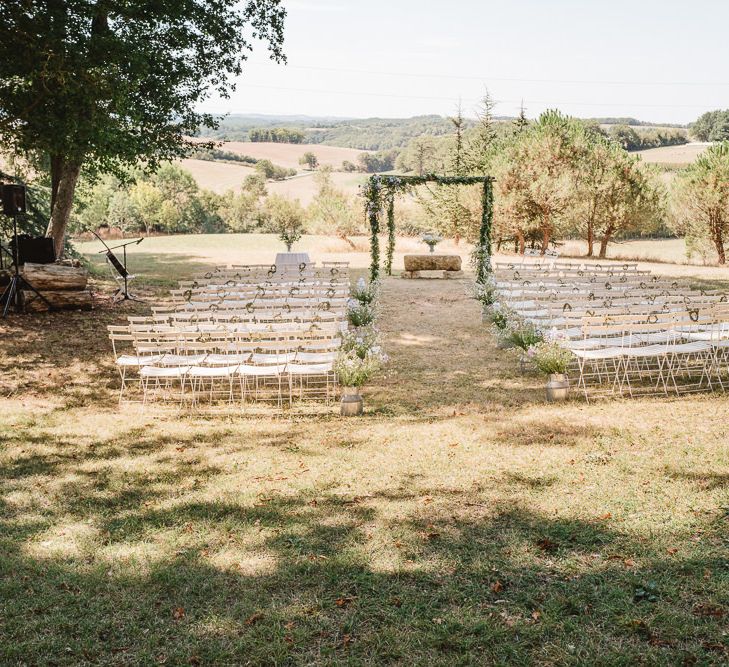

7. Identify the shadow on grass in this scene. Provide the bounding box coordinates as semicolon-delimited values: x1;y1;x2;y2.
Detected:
0;253;218;405
667;469;729;491
494;417;603;448
83;253;219;288
1;430;727;665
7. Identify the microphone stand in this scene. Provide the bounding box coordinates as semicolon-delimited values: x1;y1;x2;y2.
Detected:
93;232;144;302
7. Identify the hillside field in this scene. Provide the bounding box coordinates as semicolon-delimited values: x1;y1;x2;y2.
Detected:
177;140;371;203
636;142;710;165
219;141;369;170
176;158;367;204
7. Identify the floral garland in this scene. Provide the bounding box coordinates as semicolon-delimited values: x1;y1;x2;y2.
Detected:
385;192;396;276
474;177;494;285
363;176;382;282
363;174;495;281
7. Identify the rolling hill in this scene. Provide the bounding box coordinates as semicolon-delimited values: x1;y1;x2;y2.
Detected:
218;141;368;170
176;156;367;205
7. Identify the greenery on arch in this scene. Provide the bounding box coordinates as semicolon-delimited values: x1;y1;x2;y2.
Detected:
363;174;495;283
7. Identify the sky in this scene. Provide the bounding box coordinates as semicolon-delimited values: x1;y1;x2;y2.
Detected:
201;0;729;124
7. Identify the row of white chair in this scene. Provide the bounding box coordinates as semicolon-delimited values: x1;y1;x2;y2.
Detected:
109;261;351;408
494;265;729;399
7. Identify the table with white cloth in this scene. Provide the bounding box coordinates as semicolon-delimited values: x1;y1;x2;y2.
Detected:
275;252;311;268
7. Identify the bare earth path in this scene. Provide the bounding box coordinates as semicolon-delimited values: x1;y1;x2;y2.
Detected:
0;272;727;664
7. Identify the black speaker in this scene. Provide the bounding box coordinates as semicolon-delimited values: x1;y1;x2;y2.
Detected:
10;235;56;264
2;184;27;215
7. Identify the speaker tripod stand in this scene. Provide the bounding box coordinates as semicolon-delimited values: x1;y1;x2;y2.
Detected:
0;213;53;317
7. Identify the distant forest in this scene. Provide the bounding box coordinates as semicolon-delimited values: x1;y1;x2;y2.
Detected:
198;113;690;151
585;117;686;128
690;110;729;141
199;114;476;149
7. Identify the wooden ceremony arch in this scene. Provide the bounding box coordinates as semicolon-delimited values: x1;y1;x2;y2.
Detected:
362;174;495;283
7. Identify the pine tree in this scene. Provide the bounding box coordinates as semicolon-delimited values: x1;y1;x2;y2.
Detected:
465;91;498;174
449;101;466;177
514;101;529;133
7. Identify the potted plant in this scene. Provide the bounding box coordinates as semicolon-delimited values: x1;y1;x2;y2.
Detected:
334;345;387;416
500;317;543;373
489;306;510;331
528;340;573;401
421;232;443;254
486;304;513;347
340;325;383;357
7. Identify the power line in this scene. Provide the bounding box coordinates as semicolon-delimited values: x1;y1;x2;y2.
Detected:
249;61;729;88
234;82;723;110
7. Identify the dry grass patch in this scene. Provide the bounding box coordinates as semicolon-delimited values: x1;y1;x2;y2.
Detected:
0;242;727;664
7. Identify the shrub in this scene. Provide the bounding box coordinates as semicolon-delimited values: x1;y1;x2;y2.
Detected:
255;159;296;181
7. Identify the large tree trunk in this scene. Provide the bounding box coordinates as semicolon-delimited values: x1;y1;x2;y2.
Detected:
49;155;63;212
599;228;614;258
540;228;551;255
713;233;726;264
516;231;525;255
710;217;726;264
337;232;356;249
586;221;594;257
46;159;82;259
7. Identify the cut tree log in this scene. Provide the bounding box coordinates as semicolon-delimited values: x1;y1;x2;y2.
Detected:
20;262;88;291
21;289;93;312
403;255;462;272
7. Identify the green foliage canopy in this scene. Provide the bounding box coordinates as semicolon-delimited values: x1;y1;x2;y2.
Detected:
690;110;729;142
249;127;306;143
491;111;664;258
670;141;729;264
0;0;286;255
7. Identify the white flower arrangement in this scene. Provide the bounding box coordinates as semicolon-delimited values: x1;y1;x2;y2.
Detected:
339;276;388;390
498;314;544;351
472;276;498;307
527;340;573;375
340;325;382;359
346;299;377;328
351;277;380;305
421;233;443;253
334;347;388;387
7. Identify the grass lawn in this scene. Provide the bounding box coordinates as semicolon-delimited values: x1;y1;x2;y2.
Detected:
0;235;727;665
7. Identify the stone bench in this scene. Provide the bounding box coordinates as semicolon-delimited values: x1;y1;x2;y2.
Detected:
401;254;464;279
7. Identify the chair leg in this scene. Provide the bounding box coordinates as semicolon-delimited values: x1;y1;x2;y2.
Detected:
118;367;127;404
